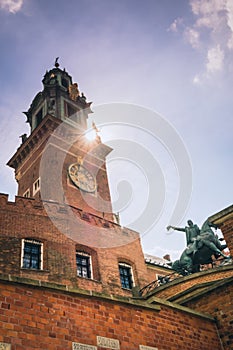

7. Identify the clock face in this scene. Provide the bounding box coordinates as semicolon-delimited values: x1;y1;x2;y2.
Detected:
68;163;96;193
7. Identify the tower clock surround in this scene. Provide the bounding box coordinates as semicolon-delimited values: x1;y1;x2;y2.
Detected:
68;162;97;193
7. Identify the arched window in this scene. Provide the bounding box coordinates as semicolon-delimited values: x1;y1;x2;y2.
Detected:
118;262;134;289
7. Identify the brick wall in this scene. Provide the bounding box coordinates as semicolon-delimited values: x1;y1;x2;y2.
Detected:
221;217;233;256
0;194;152;297
209;205;233;258
184;279;233;350
146;264;171;281
0;279;222;350
10;115;114;221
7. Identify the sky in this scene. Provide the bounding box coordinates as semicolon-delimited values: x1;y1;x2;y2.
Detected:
0;0;232;260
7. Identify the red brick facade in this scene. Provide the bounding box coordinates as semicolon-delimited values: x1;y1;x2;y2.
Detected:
184;279;233;350
0;64;232;349
0;278;222;350
210;205;233;258
0;193;151;296
7;115;114;221
143;206;233;350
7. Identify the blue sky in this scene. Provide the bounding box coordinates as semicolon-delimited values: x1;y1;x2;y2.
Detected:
0;0;232;260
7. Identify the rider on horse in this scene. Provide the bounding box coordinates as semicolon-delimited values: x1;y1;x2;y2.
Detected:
167;219;230;275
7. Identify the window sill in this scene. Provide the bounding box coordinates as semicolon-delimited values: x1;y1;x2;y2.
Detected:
121;287;133;292
20;268;49;273
77;276;101;283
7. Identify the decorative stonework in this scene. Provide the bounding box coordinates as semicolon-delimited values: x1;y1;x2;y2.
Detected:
97;336;120;349
72;343;97;350
139;346;158;350
0;343;11;350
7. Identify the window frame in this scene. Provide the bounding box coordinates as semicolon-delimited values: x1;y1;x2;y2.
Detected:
23;188;30;198
64;100;77;118
118;262;134;290
21;239;43;270
33;177;40;196
76;251;92;279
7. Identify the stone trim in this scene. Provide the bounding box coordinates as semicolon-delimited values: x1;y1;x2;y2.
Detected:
149;296;216;321
172;276;233;305
209;204;233;224
145;264;233;298
0;273;160;312
0;273;218;321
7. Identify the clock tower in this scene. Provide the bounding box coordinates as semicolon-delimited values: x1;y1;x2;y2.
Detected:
7;60;114;221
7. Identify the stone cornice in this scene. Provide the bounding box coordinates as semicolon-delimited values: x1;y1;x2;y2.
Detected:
7;114;60;171
0;273;161;313
209;204;233;224
169;276;233;305
0;273;217;321
145;264;233;300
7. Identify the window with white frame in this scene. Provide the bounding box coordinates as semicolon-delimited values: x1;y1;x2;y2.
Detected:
23;188;30;198
33;178;40;196
119;262;134;289
21;239;43;270
76;252;92;278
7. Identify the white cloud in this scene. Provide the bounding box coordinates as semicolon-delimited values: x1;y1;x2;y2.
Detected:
0;0;23;13
226;0;233;49
169;0;233;84
192;45;224;84
193;74;201;84
189;0;233;48
206;45;224;73
192;0;227;33
191;0;226;17
184;27;200;48
167;17;183;32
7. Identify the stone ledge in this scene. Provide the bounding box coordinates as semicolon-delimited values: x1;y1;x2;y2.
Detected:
149;296;216;321
209;204;233;224
145;264;233;298
0;273;160;312
172;276;233;305
0;273;219;321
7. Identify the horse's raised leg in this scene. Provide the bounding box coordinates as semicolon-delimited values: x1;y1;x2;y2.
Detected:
204;241;229;258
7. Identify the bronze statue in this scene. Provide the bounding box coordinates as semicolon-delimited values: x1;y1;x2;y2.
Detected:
167;220;200;247
167;219;230;275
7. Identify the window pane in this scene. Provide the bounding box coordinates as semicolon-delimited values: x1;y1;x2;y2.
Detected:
23;241;41;270
82;267;88;277
76;253;91;278
77;266;82;276
81;258;87;265
119;265;133;289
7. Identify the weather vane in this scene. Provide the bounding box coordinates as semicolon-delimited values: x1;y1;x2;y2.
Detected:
54;57;59;68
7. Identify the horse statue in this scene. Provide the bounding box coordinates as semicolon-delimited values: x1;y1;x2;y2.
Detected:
168;219;229;276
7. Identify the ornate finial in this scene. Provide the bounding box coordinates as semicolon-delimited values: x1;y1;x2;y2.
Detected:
54;57;59;68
